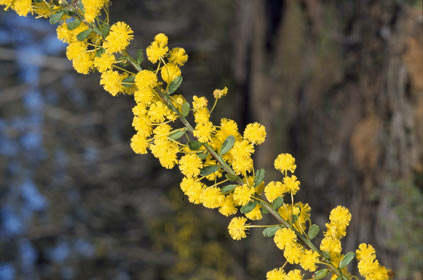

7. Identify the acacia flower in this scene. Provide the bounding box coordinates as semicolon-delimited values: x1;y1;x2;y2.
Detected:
233;184;254;206
244;122;266;145
228;217;249;240
274;228;296;250
274;153;296;174
179;154;203;178
265;181;284;203
103;21;134;53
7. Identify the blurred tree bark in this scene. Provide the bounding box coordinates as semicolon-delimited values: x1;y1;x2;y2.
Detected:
234;0;422;278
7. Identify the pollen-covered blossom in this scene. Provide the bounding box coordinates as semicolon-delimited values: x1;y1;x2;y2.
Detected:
329;206;352;228
283;175;300;195
82;0;108;23
180;178;204;204
72;52;94;74
200;187;225;209
213;86;228;99
179;154;202;178
130;133;149;154
244;122;266;145
66;41;87;60
245;204;262;220
233;184;255;206
284;242;303;264
146;33;169;63
265;181;285;203
169;47;188;66
57;22;89;43
161;63;181;84
300;249;320;271
0;0;14;10
192;95;208;111
94;53;116;73
12;0;32;16
100;70;125;96
266;267;285;280
274;228;296;250
103;21;134;53
356;243;391;280
219;194;237;216
286;269;303;280
274;153;296;174
228;217;249;240
135;70;158;89
320;235;342;259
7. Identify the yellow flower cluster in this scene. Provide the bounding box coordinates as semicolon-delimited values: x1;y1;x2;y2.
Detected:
356;244;392;280
1;1;393;279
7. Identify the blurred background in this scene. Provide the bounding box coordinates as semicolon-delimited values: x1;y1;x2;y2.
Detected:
0;0;422;279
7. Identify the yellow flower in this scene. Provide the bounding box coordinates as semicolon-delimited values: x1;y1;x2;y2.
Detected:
300;249;319;272
12;0;32;16
200;187;225;209
135;87;155;106
274;228;296;250
193;95;208;111
169;47;188;66
179;154;203;178
231;156;253;175
284;243;303;264
146;33;168;63
193;121;215;143
265;181;284;203
244;122;266;145
245;204;262;220
233;184;254;206
132;114;152;136
66;41;87;60
274;153;296;174
130;132;149;154
72;52;94;74
219;194;237;216
213;86;228;99
0;0;14;10
100;70;125;96
227;217;248;240
103;21;134;53
135;70;158;89
94;53;116;73
266;268;285;280
283;175;300;195
82;0;106;23
148;101;171;123
285;269;303;280
184;180;204;204
161;63;181;84
320;236;342;259
329;206;351;228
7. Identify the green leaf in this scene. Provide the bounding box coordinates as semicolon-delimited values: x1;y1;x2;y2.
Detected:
339;252;355;269
253;168;265;187
221;184;237;194
92;24;102;36
312;269;328;280
336;277;342;280
291;215;298;224
168;129;186;140
181;102;190;117
102;23;110;38
49;11;64;25
77;29;92;41
260;206;269;214
200;165;219;176
262;226;281;238
67;18;81;30
341;275;348;280
321;251;330;260
136;49;144;65
219;135;235;155
188;141;202;150
168;76;183;95
240;201;256;214
308;224;320;240
122;75;135;87
197;151;208;160
272;197;284;210
225;173;239;182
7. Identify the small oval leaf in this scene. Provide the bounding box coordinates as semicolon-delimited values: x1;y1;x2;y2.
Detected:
168;76;182;95
197;151;208;160
77;29;92;41
49;11;64;25
181;102;190;117
308;224;320;240
225;173;239;182
339;252;355;269
221;184;237;194
168;129;186;140
254;168;265;187
312;269;328;280
188;140;202;150
262;226;281;238
240;201;256;214
272;197;284;210
200;165;219;176
136;49;144;65
122;75;135;87
220;135;235;155
102;23;110;38
67;18;81;30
